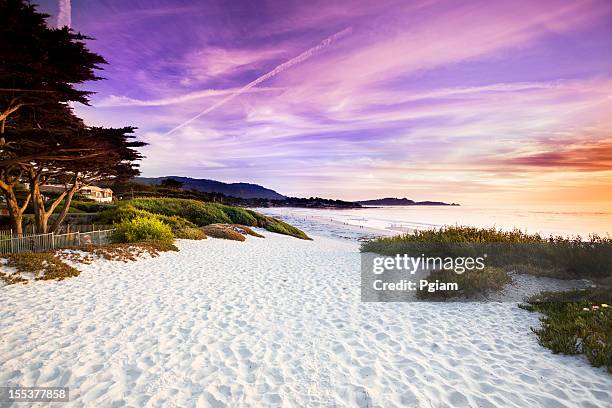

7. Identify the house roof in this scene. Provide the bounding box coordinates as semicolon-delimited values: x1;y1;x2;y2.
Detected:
81;186;113;193
38;184;113;194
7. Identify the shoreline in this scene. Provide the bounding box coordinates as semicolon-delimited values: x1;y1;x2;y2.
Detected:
252;207;400;240
255;205;612;238
1;223;610;406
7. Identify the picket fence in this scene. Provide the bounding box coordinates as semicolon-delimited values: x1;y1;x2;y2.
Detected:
0;227;115;255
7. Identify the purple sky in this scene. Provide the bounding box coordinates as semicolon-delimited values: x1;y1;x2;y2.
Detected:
37;0;612;207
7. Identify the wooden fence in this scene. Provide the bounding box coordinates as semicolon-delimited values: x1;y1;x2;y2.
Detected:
0;228;115;255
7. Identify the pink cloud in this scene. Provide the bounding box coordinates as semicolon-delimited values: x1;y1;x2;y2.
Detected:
182;46;288;82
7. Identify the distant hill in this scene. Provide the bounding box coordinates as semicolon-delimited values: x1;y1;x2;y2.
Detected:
134;176;286;200
357;197;459;206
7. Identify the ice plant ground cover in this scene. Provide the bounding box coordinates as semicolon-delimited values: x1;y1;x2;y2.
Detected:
1;228;610;407
520;289;612;373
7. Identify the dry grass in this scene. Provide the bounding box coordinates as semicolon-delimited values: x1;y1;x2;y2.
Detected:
1;241;179;286
199;224;264;241
176;226;207;240
0;270;28;284
201;224;247;241
58;241;179;263
1;253;80;284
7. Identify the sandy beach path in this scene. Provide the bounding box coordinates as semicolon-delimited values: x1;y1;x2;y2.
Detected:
1;231;610;407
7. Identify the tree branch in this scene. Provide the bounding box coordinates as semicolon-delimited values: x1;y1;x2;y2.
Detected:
19;193;31;213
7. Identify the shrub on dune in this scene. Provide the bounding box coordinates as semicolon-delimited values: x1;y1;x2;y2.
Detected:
97;205;205;240
112;217;174;244
124;198;311;240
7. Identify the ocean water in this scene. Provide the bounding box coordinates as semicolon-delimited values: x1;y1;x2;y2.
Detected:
257;205;612;238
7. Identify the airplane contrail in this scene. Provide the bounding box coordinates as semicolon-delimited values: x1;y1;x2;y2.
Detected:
57;0;71;28
164;27;352;136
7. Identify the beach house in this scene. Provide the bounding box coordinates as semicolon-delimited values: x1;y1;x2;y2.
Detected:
31;184;114;203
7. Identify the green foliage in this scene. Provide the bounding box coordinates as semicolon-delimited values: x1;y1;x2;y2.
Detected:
361;226;612;279
112;217;174;244
223;206;257;225
124;198;310;239
416;267;511;300
70;200;114;213
96;204;204;239
128;198;231;225
176;227;207;240
156;215;196;234
520;289;611;373
52;203;85;214
96;204;150;224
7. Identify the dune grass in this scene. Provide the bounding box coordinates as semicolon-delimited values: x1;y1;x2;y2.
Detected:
416;267;511;300
520;289;611;373
58;241;179;264
361;226;612;280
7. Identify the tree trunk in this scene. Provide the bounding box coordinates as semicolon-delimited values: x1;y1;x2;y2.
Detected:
5;193;23;235
30;174;77;234
31;182;49;234
49;183;79;233
0;179;29;236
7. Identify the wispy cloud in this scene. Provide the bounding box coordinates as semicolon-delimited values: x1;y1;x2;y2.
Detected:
181;47;288;83
164;27;352;135
57;0;71;28
95;87;280;107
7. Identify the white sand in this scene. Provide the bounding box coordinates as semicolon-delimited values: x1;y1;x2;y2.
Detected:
1;230;610;407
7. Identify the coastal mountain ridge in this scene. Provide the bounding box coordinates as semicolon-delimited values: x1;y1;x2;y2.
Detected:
357;197;459;206
134;177;457;206
134;176;286;200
